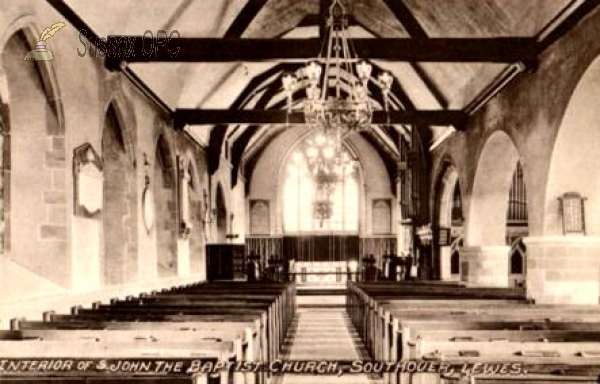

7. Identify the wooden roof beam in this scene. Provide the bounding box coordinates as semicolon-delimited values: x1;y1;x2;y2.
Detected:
104;37;538;64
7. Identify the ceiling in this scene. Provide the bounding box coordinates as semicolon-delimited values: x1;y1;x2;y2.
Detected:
52;0;594;185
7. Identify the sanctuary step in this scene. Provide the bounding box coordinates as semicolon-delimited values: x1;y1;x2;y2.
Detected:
277;307;383;384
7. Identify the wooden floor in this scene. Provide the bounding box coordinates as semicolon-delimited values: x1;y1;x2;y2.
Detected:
276;307;383;384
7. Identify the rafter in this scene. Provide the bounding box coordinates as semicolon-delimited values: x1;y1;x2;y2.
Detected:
382;0;448;109
383;0;428;38
174;109;468;129
319;0;329;39
224;0;268;38
103;37;539;64
205;0;269;175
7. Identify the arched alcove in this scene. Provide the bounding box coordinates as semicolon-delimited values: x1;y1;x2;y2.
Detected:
102;104;136;284
154;135;177;277
2;29;68;285
545;55;600;236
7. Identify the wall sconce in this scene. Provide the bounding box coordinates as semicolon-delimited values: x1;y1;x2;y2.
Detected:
558;192;586;235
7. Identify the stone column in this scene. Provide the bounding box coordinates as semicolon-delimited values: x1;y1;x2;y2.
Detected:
460;246;510;287
524;236;600;305
177;238;191;277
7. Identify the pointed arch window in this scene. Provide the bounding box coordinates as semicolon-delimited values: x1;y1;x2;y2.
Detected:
283;134;359;233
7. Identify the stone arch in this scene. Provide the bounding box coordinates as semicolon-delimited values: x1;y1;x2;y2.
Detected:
544;55;600;236
103;92;136;167
432;160;462;280
467;131;520;246
0;22;65;133
1;27;68;286
180;151;205;275
154;133;177;277
101;103;137;285
461;131;521;287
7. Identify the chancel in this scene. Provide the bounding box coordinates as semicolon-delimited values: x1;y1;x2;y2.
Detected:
2;0;600;383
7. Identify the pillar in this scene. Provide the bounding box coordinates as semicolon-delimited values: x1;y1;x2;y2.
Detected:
524;236;600;304
460;246;510;287
177;238;191;277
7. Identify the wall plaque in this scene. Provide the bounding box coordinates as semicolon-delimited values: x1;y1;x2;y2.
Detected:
558;192;586;235
73;143;103;217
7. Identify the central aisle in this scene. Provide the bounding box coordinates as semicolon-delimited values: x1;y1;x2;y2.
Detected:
276;307;383;384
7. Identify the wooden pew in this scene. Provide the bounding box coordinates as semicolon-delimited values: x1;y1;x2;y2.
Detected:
79;288;290;363
150;281;296;349
5;281;296;384
15;316;265;384
85;302;279;362
346;281;600;384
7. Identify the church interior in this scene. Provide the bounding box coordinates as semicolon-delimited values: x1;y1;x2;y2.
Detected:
2;0;600;383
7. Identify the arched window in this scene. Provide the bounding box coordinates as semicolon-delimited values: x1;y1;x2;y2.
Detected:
283;134;359;233
509;238;526;274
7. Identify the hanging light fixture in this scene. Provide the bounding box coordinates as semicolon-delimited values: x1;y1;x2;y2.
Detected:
282;0;392;226
282;0;393;139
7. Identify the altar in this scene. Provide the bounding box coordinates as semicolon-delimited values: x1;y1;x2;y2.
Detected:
292;261;358;288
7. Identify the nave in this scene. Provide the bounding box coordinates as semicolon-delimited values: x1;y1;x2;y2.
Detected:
276;307;381;384
3;0;600;383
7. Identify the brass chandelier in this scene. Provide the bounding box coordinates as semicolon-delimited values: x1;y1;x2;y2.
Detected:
282;0;394;139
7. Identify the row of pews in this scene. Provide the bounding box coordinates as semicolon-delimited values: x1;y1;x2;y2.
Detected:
0;281;296;384
347;281;600;383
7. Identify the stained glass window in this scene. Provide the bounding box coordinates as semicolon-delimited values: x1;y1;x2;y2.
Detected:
283;134;359;233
